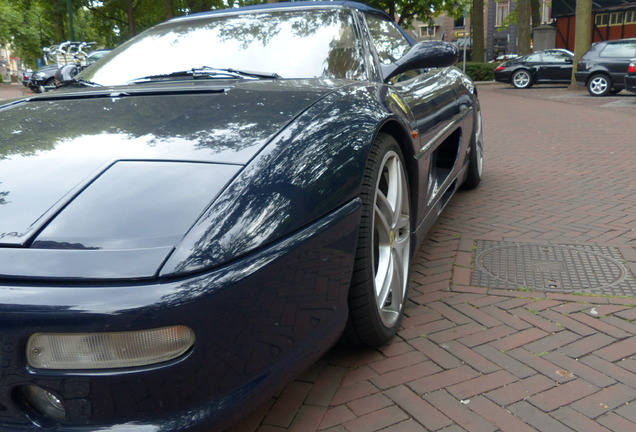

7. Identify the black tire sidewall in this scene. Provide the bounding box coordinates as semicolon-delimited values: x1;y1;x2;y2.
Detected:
461;130;483;190
344;133;410;347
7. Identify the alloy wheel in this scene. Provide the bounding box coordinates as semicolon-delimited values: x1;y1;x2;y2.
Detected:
372;151;411;328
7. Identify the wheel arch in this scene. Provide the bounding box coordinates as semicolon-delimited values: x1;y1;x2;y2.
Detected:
373;119;420;247
587;71;612;85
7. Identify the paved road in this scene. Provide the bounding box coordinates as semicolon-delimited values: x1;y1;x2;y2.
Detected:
229;84;636;432
2;82;635;431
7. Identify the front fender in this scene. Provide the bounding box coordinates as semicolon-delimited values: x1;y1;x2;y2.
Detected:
161;84;392;276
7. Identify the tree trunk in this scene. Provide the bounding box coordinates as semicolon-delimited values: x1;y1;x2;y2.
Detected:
164;0;175;20
127;0;135;38
530;0;541;28
516;0;531;55
52;14;65;43
570;0;592;89
472;0;485;63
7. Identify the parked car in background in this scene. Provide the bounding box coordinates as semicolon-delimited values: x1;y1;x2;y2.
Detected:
28;64;58;93
21;69;32;87
0;1;483;431
27;47;110;93
625;59;636;93
575;38;636;96
494;49;574;88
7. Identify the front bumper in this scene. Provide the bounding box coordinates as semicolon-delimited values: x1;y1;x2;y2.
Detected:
574;71;590;87
0;201;360;431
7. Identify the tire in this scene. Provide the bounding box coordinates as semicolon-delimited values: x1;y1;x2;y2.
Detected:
587;74;611;96
511;69;532;89
38;77;55;93
344;133;411;347
461;111;484;190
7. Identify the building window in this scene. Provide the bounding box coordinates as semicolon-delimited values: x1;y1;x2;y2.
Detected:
595;13;609;26
609;12;623;25
624;10;635;24
419;26;437;38
541;0;552;23
496;2;510;27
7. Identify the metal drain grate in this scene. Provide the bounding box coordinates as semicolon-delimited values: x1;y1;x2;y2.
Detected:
471;241;636;296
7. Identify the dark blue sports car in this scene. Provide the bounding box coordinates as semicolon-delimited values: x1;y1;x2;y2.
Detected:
0;2;483;430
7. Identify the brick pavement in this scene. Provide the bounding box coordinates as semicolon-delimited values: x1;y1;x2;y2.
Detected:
0;83;31;100
2;82;635;431
229;85;636;432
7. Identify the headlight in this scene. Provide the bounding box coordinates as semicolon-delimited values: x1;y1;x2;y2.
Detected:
35;72;46;79
27;326;195;370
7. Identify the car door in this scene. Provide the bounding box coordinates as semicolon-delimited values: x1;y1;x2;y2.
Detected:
537;50;573;82
521;52;544;80
363;12;464;224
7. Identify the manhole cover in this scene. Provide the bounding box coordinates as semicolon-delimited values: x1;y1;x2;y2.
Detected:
471;241;636;296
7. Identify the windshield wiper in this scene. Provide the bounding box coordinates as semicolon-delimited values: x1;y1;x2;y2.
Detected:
128;67;281;84
72;78;103;87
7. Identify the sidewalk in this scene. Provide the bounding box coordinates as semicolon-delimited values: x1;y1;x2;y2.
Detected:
229;84;636;431
0;82;31;100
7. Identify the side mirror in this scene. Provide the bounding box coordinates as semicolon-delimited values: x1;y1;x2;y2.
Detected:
383;41;459;82
55;64;80;84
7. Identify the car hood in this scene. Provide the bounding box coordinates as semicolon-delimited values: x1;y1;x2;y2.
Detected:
0;80;338;280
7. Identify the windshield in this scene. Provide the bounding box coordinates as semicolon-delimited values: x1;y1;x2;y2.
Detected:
80;8;366;86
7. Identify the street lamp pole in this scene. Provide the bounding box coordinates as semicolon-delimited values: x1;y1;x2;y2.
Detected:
67;0;75;40
463;8;467;72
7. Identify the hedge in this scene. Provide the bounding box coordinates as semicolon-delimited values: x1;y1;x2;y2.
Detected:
462;62;498;82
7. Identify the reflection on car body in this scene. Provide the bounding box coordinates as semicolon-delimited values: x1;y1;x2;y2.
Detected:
0;2;484;431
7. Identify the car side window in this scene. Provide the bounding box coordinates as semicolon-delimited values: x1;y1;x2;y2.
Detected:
542;51;570;63
365;13;412;65
525;53;542;62
600;42;636;58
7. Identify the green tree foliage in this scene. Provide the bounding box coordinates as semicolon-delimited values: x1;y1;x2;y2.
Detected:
5;0;266;68
4;0;484;68
364;0;457;29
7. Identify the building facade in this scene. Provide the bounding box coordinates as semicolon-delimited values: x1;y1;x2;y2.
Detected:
552;0;636;51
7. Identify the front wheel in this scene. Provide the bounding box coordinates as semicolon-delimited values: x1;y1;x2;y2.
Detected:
587;74;611;96
344;133;411;347
512;69;532;89
461;112;484;190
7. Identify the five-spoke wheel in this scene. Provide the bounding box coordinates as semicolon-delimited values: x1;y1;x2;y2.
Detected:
345;133;411;346
587;74;612;96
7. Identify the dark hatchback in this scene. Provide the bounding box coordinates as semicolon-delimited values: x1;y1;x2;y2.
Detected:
494;49;574;88
576;38;636;96
27;64;59;93
0;2;483;431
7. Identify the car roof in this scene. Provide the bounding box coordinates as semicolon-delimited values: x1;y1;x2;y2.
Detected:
172;1;392;21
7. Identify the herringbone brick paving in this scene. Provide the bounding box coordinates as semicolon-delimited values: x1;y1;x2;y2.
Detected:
3;83;632;431
228;85;636;432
